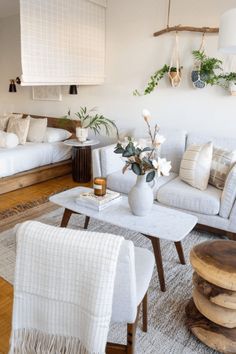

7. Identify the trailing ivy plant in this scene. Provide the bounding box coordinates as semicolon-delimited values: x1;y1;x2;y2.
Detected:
133;64;169;96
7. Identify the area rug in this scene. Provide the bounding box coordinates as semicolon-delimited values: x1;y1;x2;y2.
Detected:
0;208;220;354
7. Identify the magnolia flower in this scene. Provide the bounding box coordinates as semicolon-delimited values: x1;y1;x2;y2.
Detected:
153;134;166;147
142;109;151;122
157;157;171;176
139;151;149;160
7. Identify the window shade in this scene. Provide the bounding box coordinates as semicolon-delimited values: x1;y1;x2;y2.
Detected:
20;0;106;86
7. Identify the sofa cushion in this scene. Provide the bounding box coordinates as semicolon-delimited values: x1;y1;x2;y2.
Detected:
179;142;213;191
107;170;177;195
159;128;187;174
220;164;236;218
209;147;236;190
100;144;124;177
157;177;222;215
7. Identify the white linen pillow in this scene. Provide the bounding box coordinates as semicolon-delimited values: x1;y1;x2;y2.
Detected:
7;116;30;145
27;116;48;143
43;127;72;143
179;142;213;191
0;130;19;148
0;113;23;131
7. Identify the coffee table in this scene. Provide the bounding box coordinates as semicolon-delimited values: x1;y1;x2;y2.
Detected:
50;187;197;292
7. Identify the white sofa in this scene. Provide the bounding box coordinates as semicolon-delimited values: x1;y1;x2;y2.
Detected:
93;129;236;240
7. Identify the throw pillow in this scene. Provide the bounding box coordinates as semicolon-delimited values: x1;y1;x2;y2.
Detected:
7;116;30;145
0;113;22;131
209;147;236;190
43;127;72;143
0;130;19;148
179;142;213;191
27;117;48;143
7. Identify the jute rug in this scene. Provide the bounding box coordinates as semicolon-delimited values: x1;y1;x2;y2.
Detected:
0;208;220;354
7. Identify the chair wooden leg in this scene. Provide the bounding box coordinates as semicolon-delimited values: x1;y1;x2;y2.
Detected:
127;322;136;354
142;292;148;333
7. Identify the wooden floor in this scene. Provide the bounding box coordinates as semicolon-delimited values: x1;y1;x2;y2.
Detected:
0;278;13;354
0;175;86;353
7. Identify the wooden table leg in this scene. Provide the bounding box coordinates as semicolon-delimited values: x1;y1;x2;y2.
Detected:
148;236;166;292
60;208;73;227
84;216;90;229
61;209;90;230
174;241;186;265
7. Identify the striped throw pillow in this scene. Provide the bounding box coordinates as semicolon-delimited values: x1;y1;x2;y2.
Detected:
179;142;213;191
209;147;236;190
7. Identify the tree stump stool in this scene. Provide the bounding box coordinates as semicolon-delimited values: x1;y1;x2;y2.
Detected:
186;240;236;353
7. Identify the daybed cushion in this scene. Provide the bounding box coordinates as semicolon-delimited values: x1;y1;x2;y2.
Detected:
107;170;177;196
7;116;30;144
0;113;22;131
157;177;222;215
220;164;236;218
0;142;72;178
0;131;19;148
27;117;48;143
43;127;72;143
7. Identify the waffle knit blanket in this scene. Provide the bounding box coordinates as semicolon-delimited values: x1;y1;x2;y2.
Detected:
9;221;124;354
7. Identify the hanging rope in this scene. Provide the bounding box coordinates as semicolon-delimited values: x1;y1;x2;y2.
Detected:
167;0;171;28
168;31;182;87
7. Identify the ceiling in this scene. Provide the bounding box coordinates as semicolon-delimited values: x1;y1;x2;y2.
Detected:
0;0;19;19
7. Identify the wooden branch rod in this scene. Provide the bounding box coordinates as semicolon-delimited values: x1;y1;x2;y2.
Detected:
153;25;219;37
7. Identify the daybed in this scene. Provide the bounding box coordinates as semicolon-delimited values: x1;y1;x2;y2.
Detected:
93;129;236;240
0;114;76;195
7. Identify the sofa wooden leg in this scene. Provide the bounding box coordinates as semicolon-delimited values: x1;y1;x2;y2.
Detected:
127;323;136;354
142;292;148;333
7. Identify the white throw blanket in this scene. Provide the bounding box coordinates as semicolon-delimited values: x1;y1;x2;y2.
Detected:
10;221;124;354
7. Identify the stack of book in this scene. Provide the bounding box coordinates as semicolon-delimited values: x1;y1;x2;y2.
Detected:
76;190;122;211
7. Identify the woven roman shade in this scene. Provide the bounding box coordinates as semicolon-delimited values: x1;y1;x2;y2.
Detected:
20;0;106;86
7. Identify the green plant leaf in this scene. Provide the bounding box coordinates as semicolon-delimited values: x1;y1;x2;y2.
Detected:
142;147;152;152
114;147;124;154
132;163;142;175
146;170;155;182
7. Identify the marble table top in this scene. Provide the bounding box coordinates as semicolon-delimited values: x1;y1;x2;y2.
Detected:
63;139;99;147
50;187;198;242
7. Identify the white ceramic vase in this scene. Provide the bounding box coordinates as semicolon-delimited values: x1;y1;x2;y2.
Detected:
76;127;88;142
128;174;154;216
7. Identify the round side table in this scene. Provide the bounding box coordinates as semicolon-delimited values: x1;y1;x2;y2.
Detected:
64;139;99;183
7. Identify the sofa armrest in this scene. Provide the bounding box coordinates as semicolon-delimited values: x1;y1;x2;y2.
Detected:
220;164;236;218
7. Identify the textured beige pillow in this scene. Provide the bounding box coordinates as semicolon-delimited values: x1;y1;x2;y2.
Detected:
0;113;22;131
27;117;48;143
7;116;30;145
209;147;236;190
179;142;213;191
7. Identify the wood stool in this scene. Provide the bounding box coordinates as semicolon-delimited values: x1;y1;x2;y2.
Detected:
186;240;236;353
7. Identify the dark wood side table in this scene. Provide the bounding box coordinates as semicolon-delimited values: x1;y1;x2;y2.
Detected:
64;139;99;183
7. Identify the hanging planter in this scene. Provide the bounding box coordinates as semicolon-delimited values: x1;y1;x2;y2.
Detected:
168;33;182;88
191;34;223;89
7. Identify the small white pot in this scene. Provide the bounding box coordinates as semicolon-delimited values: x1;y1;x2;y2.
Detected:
229;82;236;96
76;127;88;142
128;174;154;216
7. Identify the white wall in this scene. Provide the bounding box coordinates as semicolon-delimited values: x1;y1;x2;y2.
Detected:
0;0;236;141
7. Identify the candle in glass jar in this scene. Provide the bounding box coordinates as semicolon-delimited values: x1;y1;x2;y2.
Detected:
93;177;107;196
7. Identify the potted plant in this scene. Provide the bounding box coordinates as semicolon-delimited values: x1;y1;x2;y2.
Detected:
65;107;118;142
168;66;183;87
191;50;223;88
114;110;171;216
217;72;236;95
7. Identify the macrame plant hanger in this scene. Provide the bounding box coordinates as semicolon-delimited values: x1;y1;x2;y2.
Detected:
192;33;207;89
168;32;182;87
